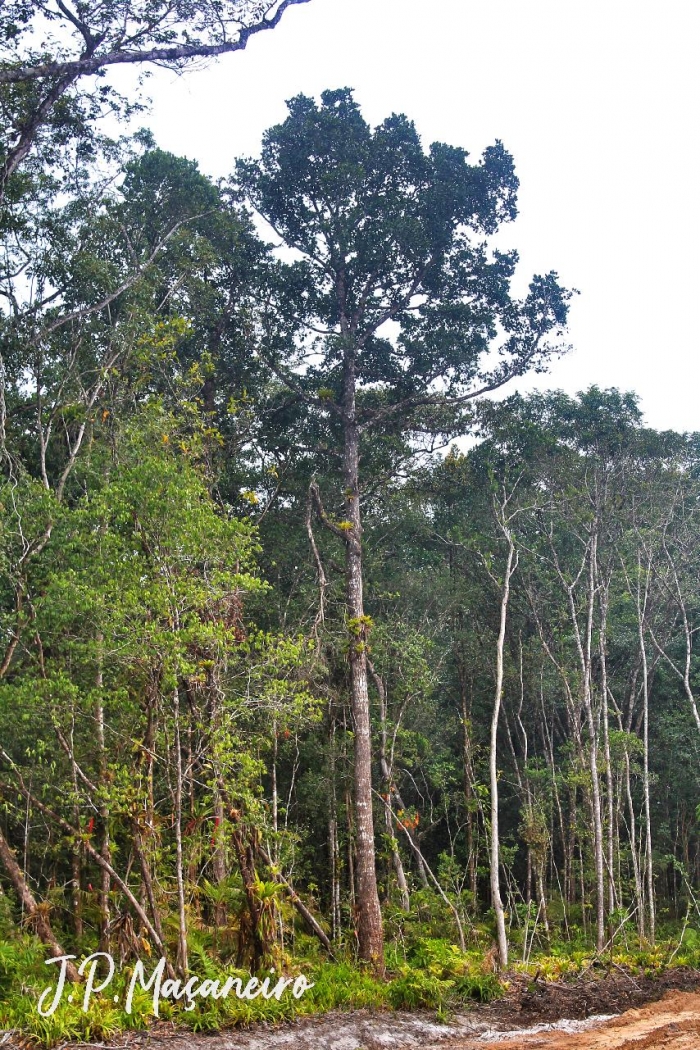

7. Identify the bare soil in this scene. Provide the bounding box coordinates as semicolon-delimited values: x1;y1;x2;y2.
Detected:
448;990;700;1049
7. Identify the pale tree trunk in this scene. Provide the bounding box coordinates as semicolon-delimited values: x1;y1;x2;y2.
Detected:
596;573;618;922
172;686;189;975
553;529;606;951
270;722;284;951
508;642;549;938
271;723;279;859
95;634;111;952
538;682;569;931
207;668;228;929
487;515;517;969
581;533;606;952
636;554;655;943
458;665;482;902
308;319;384;968
329;808;341;941
345;785;356;913
647;534;700;736
620;554;655;942
369;662;410;912
622;732;644;938
611;667;644;937
69;729;83;939
71;814;83;939
343;411;383;969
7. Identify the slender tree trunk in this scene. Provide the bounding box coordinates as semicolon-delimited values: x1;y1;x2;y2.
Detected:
594;554;618;932
211;790;228;928
172;686;188;975
598;592;617;922
328;718;342;941
369;661;410;912
71;835;83;940
536;866;550;937
622;738;644;939
584;535;605;952
329;810;341;940
539;683;569;929
558;530;605;951
637;560;656;944
271;722;279;859
460;675;479;901
70;754;83;939
95;636;111;952
345;786;356;913
488;521;516;969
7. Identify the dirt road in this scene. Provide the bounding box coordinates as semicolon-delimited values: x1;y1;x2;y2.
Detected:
444;991;700;1050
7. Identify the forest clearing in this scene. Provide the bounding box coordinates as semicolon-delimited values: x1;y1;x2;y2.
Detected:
1;1;699;1047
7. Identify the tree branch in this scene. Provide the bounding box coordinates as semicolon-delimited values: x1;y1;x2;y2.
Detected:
0;1;312;85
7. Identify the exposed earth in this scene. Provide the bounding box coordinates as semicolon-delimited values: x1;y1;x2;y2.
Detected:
6;968;700;1050
444;991;700;1049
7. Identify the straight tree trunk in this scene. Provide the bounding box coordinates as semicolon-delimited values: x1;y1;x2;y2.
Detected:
556;529;605;951
341;370;383;970
95;635;111;951
328;718;342;941
345;786;356;913
211;790;228;928
460;675;480;902
598;585;617;922
488;520;516;969
622;738;644;939
636;556;656;943
70;754;83;939
369;661;410;912
172;686;189;975
582;533;606;952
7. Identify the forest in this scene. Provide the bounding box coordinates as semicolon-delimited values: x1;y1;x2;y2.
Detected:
1;2;700;1044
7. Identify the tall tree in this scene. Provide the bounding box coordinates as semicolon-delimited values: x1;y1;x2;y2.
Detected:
238;88;571;967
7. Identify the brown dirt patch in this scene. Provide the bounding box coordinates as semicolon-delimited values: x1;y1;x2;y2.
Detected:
445;990;700;1049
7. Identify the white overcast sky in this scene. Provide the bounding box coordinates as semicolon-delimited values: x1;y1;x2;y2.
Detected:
142;0;700;433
